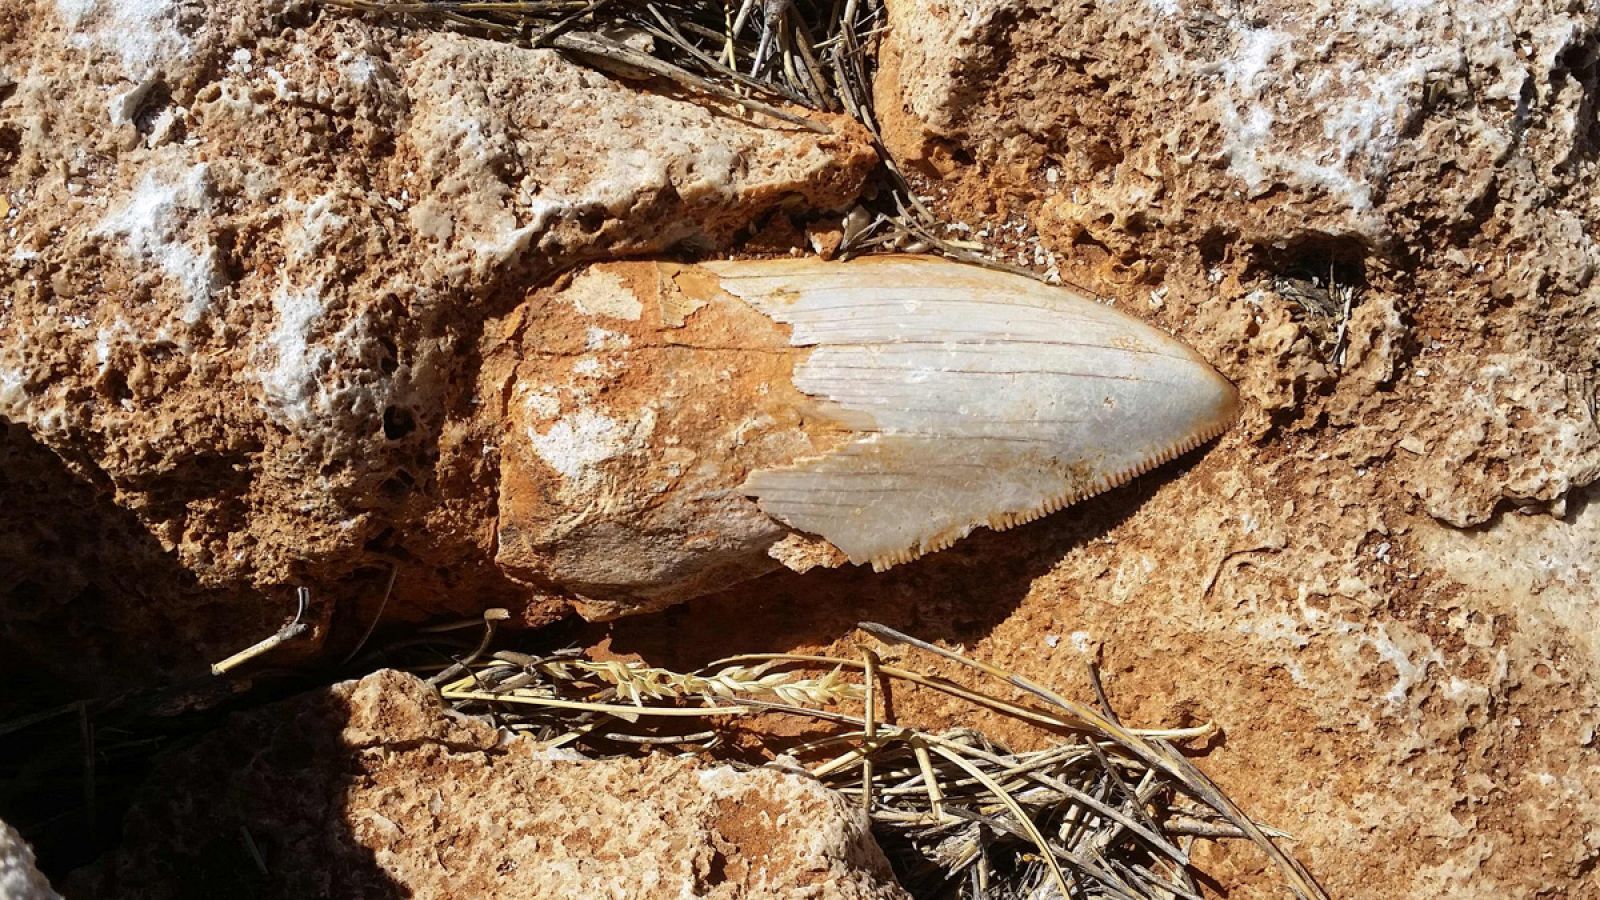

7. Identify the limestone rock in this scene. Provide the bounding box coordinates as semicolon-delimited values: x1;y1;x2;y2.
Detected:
0;0;875;686
0;818;60;900
1402;352;1600;526
80;670;907;899
873;0;1600;522
859;0;1600;895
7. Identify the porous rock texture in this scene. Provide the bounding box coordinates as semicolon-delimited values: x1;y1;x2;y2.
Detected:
80;669;907;899
731;0;1600;895
0;0;874;690
0;818;61;900
8;0;1600;896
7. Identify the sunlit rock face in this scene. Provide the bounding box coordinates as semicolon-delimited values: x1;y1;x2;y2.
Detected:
0;0;875;683
873;0;1600;895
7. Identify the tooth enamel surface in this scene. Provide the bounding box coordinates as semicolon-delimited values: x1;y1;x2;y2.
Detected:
708;255;1239;569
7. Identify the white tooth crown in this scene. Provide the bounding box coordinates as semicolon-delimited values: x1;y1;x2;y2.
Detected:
706;255;1240;571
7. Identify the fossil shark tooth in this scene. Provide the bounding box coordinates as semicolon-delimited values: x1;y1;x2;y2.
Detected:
490;256;1237;617
704;255;1240;572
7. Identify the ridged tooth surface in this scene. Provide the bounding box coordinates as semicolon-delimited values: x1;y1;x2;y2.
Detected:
706;255;1240;570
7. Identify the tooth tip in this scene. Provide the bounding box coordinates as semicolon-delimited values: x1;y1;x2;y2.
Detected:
727;256;1239;574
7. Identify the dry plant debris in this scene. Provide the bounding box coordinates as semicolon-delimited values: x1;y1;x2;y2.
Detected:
422;619;1328;900
1273;271;1361;369
321;0;884;133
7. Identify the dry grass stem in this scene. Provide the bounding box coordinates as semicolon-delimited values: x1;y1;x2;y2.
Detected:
320;0;882;133
209;587;312;675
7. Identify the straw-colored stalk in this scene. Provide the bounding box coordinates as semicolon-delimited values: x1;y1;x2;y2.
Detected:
440;657;863;708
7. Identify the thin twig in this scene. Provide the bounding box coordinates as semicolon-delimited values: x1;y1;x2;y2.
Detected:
426;608;510;686
340;565;398;667
210;588;312;676
527;0;614;46
861;647;878;814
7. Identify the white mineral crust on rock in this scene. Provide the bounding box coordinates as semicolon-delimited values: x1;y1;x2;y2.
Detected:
0;0;875;669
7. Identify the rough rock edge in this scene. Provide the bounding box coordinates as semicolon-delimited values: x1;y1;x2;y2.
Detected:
77;670;909;900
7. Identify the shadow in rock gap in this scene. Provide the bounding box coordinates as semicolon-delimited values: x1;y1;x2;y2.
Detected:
0;420;281;707
61;681;410;900
0;421;309;881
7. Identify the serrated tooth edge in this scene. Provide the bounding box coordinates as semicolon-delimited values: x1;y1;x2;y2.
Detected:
864;413;1233;572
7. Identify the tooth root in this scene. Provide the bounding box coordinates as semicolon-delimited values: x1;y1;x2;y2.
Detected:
716;254;1240;570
